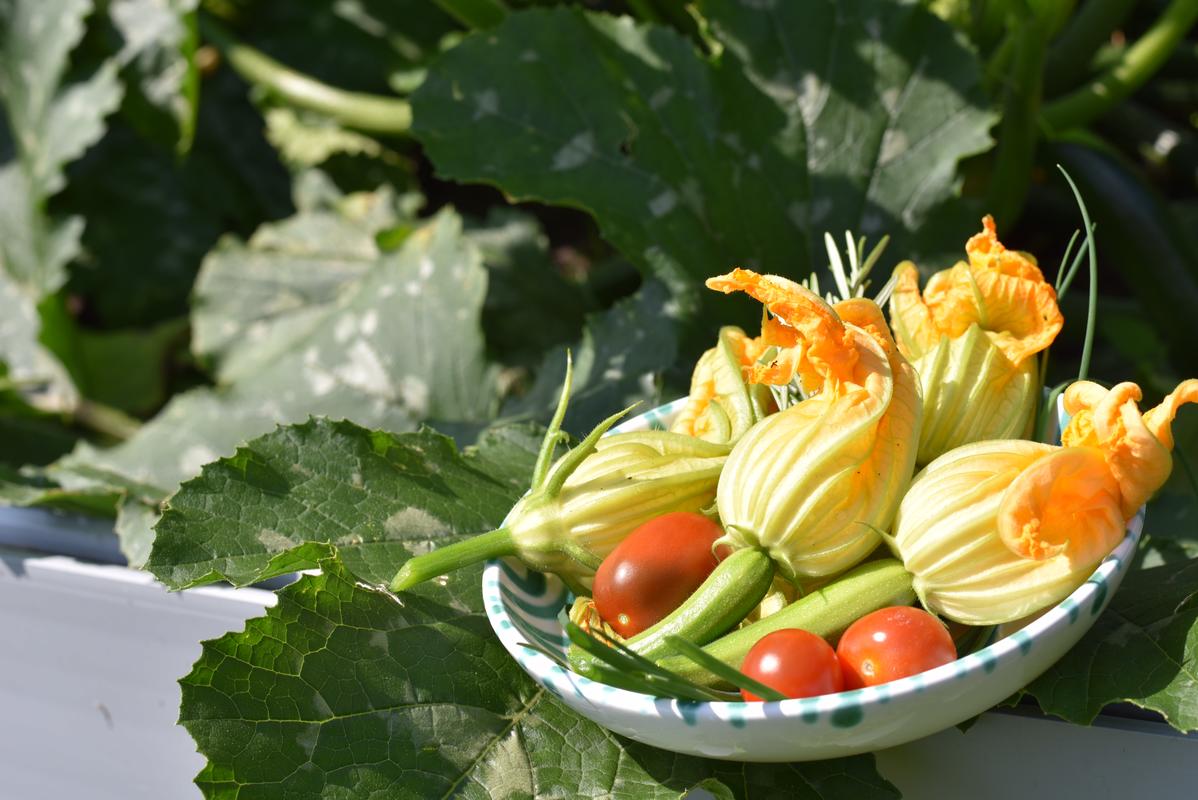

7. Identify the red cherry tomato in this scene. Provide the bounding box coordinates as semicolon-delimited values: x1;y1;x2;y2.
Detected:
837;606;957;689
739;629;844;701
592;512;724;637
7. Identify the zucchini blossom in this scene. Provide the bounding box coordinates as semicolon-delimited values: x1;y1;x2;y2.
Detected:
892;379;1198;625
706;269;921;580
889;216;1064;464
390;359;728;594
670;325;773;444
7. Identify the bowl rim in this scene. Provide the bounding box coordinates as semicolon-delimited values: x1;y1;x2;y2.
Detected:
482;397;1145;721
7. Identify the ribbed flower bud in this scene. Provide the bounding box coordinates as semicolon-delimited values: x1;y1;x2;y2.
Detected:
892;379;1198;625
706;270;921;580
889;216;1063;464
390;356;729;594
670;326;772;444
506;430;727;588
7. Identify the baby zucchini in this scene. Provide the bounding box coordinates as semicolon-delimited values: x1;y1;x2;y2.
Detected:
569;547;774;679
657;558;915;687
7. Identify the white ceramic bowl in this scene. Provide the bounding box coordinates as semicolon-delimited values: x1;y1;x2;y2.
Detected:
482;398;1144;762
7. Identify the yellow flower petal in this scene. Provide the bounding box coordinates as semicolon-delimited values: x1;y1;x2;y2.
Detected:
888;216;1063;367
888;261;941;361
996;447;1124;566
1062;381;1176;516
671;327;773;443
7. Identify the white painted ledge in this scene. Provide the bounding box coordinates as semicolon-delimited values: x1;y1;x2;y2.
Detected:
2;509;1194;799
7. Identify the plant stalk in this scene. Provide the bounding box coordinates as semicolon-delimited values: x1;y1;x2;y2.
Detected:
1041;0;1198;133
1043;0;1137;96
72;399;142;441
389;527;515;592
201;17;412;134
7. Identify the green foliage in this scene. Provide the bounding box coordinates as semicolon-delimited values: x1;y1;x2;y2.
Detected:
3;0;1198;794
180;557;899;800
1024;559;1198;731
148;416;540;592
413;4;994;330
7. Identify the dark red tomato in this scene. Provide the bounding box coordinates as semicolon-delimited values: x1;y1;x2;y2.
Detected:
837;606;957;689
740;629;844;701
592;512;723;637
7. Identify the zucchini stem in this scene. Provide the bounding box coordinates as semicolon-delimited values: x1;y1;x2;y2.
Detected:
389;527;515;592
1041;0;1198;133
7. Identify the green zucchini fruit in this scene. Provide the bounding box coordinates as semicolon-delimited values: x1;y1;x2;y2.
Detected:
568;547;774;679
656;558;915;688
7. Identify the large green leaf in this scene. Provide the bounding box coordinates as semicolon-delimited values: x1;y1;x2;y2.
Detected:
471;207;594;366
505;280;678;436
0;270;77;412
108;0;200;149
702;0;996;263
413;7;810;323
1023;560;1198;732
54;204;500;500
147;416;542;592
190;185;407;384
412;4;994;325
180;557;899;799
0;0;123;294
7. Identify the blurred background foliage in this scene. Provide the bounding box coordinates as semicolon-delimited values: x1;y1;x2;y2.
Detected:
0;0;1196;568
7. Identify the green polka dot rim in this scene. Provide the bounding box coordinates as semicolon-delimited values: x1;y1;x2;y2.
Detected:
482;398;1144;762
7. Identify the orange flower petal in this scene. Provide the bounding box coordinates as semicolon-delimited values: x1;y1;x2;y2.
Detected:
997;447;1124;567
1143;378;1198;450
890;216;1063;367
706;268;858;390
1060;380;1196;517
887;261;941;361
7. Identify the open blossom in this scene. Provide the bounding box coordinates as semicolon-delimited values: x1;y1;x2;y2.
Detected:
889;216;1065;464
892;379;1198;625
705;269;921;579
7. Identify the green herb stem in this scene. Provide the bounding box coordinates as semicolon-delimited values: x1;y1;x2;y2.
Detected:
1056;166;1099;382
201;17;412;134
663;635;786;702
1041;0;1198;133
531;352;572;492
389;527;514;592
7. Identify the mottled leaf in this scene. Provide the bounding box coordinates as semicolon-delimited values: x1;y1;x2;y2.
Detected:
0;0;123;293
0;269;77;412
1023;560;1198;732
147;416;541;591
413;4;995;323
505;280;677;435
413;7;809;323
471;207;593;366
703;0;996;260
0;465;117;516
179;557;899;799
191;185;404;383
55;205;500;511
109;0;200;149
